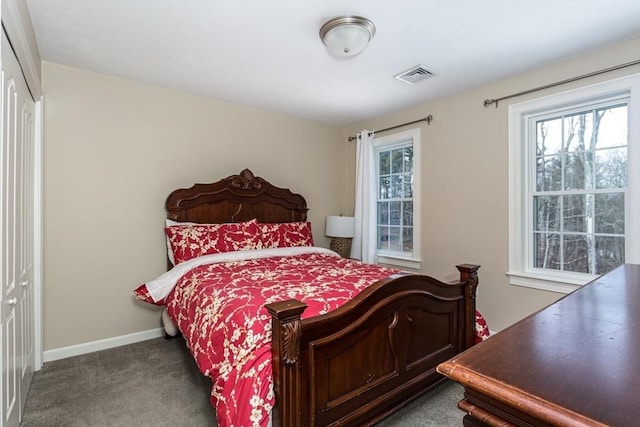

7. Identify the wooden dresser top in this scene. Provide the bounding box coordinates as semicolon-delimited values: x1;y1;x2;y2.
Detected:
438;264;640;426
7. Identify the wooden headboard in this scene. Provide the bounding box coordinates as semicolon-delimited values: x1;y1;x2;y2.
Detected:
165;169;308;224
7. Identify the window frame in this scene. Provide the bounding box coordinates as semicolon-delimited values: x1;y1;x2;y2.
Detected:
373;128;421;270
508;74;640;293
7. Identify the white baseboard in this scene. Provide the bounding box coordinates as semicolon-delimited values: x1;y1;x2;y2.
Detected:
42;328;165;363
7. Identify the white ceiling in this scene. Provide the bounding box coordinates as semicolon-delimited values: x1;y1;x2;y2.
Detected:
25;0;640;126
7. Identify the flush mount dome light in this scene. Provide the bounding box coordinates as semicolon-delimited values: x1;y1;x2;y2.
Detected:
319;16;376;58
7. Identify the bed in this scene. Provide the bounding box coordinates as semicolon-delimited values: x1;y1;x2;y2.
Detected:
135;168;486;427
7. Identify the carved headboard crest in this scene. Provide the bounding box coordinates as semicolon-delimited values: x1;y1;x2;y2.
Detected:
231;169;262;191
165;168;308;225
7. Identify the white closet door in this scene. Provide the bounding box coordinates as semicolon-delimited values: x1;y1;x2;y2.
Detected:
1;31;35;427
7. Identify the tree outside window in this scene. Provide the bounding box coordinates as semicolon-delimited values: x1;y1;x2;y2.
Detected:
377;145;413;254
532;103;627;275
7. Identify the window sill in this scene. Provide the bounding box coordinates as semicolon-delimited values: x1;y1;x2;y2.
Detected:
506;270;597;294
377;254;421;271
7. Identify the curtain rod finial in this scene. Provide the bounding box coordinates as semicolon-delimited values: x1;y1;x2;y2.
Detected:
484;99;497;108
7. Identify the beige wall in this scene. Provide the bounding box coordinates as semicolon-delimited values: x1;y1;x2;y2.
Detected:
42;62;344;350
342;37;640;332
43;36;639;351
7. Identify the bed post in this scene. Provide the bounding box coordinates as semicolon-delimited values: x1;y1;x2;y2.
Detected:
265;299;308;427
456;264;480;349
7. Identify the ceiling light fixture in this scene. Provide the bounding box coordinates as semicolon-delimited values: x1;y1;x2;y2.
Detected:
319;16;376;58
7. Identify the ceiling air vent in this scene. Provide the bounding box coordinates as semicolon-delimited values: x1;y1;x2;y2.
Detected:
394;64;436;85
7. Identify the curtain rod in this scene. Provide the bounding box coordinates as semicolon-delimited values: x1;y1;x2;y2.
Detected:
347;115;433;141
484;59;640;108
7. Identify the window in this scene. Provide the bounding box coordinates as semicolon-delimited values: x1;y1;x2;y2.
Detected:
508;74;640;293
373;128;421;269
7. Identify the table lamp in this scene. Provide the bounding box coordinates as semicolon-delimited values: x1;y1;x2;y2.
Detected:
325;215;355;258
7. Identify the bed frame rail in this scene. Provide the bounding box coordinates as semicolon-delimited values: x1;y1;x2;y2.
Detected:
266;264;479;426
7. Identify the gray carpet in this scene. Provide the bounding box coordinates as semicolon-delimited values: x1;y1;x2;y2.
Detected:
21;337;465;426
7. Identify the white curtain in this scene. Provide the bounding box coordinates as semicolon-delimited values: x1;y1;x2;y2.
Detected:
351;130;377;263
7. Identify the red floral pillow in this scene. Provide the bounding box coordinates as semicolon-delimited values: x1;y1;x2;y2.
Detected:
259;221;314;249
165;220;262;264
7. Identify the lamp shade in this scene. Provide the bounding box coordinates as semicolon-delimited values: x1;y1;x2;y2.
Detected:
319;16;376;58
325;215;355;238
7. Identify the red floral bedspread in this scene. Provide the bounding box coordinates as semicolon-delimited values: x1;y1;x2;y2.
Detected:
140;250;489;427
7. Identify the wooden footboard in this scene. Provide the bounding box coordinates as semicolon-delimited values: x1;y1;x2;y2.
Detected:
265;264;480;427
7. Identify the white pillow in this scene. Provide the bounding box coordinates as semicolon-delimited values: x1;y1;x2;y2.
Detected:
165;219;196;266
